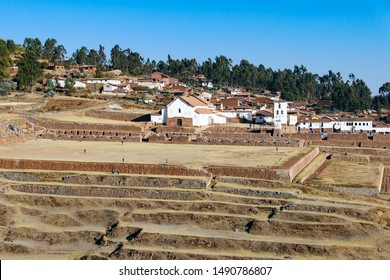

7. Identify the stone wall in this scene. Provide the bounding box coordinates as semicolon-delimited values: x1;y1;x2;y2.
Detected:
41;133;142;142
373;134;390;141
155;127;199;134
166;117;192;127
287;147;320;181
282;133;322;141
330;154;370;163
381;166;390;194
207;165;290;181
0;159;208;177
85;110;150;122
36;119;143;132
0;158;302;182
309;184;379;197
319;146;390;159
327;134;369;141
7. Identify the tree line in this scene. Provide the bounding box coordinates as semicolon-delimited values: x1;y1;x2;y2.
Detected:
1;37;389;114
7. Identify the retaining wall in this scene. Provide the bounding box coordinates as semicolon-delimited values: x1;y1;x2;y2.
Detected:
319;146;390;157
309;184;379;196
36;119;143;132
282;133;322;141
0;158;302;182
330;154;370;163
381;166;390;194
85;110;150;122
207;165;290;181
41;134;142;142
287;147;320;181
0;159;208;177
327;134;369;141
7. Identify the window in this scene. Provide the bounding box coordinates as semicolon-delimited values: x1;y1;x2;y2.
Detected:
276;110;279;115
281;110;283;115
178;108;181;113
278;104;281;109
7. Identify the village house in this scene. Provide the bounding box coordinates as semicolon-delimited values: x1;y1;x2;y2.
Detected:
273;100;299;126
136;78;165;90
200;91;212;100
86;78;121;85
255;110;274;124
51;78;86;88
150;71;179;86
152;96;226;127
218;106;254;122
71;64;97;73
102;83;131;95
297;117;374;133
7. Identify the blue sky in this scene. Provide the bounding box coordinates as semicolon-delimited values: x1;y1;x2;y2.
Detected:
1;0;389;94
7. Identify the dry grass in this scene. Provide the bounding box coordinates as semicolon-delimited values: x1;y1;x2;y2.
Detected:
0;139;309;168
308;160;383;188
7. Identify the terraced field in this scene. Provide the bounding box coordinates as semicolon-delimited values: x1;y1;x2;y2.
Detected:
0;170;389;260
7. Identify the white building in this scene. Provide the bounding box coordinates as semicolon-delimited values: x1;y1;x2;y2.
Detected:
255;110;273;124
102;83;131;93
273;101;288;125
52;79;86;88
155;96;226;127
85;78;121;84
200;92;213;100
297;118;373;133
135;80;164;90
202;82;214;88
218;109;254;122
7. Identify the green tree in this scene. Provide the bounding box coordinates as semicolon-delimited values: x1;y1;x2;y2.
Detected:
64;77;75;95
15;49;43;91
42;38;57;60
72;46;89;64
0;81;16;95
23;37;43;57
0;39;11;80
52;44;66;64
45;79;56;97
6;39;16;53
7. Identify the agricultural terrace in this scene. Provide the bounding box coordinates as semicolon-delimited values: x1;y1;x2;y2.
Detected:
308;160;383;188
0;139;310;169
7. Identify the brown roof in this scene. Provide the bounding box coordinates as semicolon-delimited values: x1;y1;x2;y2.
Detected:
373;121;390;127
292;100;308;106
302;118;333;123
339;117;373;122
180;96;208;107
195;108;214;114
255;96;274;104
256;110;273;117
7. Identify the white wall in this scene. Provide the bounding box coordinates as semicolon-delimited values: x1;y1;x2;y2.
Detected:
137;81;164;89
86;79;120;84
193;113;212;126
53;80;86;88
274;102;288;124
297;120;373;132
289;115;298;126
255;116;273;124
373;127;390;133
151;115;164;124
219;110;253;121
167;98;194;119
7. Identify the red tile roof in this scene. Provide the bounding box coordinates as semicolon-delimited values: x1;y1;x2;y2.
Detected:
180;96;208;107
195;108;215;114
256;110;273;117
